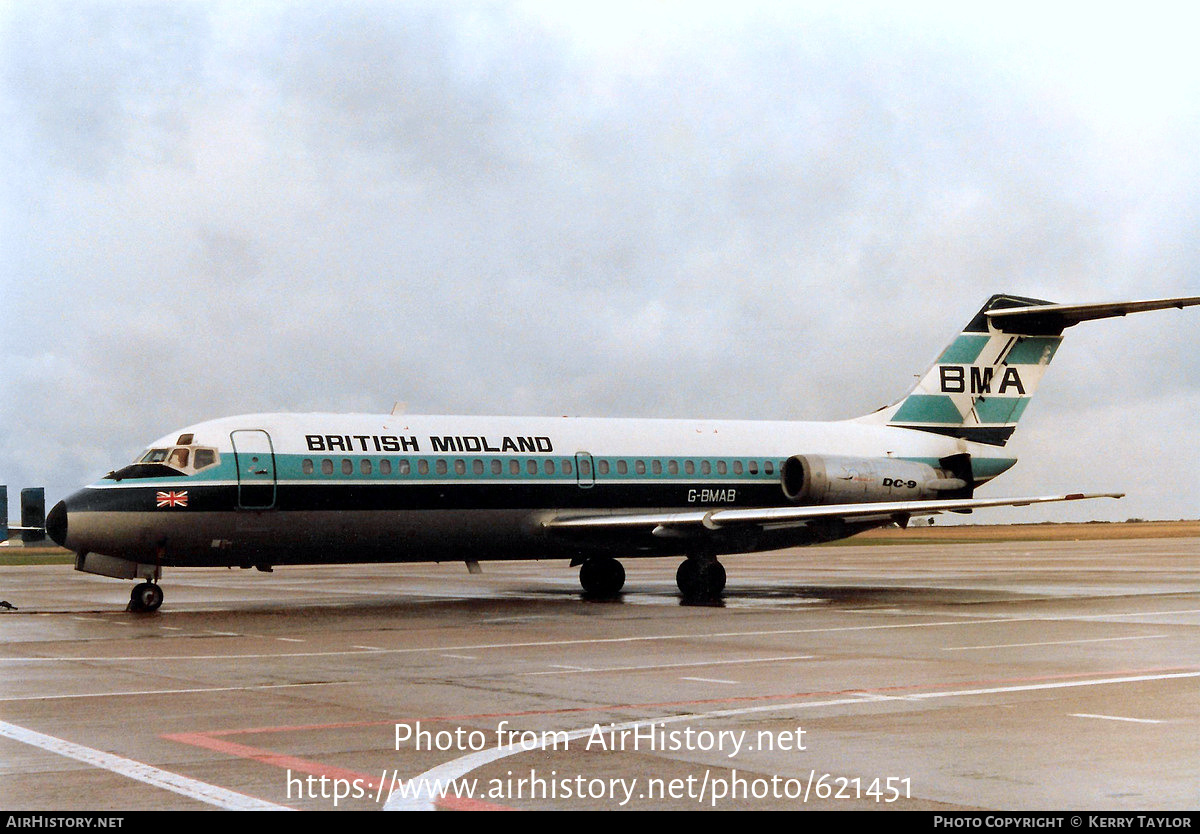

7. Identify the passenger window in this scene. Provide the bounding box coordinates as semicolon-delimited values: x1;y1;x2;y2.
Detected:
562;460;572;475
321;459;334;475
473;459;485;475
454;459;466;475
699;460;710;475
418;460;429;475
361;459;373;475
436;460;448;475
717;461;728;475
685;461;696;475
526;460;537;475
380;459;392;475
748;460;758;475
733;461;743;475
398;459;411;475
598;460;610;475
544;460;555;475
616;460;628;475
635;460;646;475
651;460;662;475
302;459;314;475
342;459;353;475
509;459;520;475
491;459;502;475
668;460;679;475
764;461;774;475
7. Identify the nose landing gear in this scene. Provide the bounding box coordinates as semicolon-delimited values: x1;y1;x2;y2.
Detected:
578;556;626;598
128;581;164;613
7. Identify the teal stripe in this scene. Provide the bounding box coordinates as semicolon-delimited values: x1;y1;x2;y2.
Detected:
893;395;964;425
937;335;990;364
1005;336;1060;365
973;397;1030;425
282;454;787;482
970;457;1018;480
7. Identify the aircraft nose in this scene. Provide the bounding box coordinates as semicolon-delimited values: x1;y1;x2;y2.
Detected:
46;500;68;547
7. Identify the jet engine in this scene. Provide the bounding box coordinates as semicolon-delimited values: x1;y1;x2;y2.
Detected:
781;454;970;504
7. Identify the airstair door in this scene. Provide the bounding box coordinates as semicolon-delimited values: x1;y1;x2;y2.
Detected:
231;430;277;510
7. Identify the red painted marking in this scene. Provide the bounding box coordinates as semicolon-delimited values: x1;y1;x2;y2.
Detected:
162;731;379;788
163;664;1199;811
163;729;509;811
198;720;394;738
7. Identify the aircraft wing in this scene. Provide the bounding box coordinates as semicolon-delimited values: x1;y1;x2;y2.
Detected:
544;492;1123;536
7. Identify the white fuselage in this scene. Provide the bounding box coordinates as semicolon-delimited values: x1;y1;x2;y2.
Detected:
51;412;1015;571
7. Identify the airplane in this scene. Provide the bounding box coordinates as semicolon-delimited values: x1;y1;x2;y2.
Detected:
22;293;1200;612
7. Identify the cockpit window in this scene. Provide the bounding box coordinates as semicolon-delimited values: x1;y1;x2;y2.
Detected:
111;445;219;480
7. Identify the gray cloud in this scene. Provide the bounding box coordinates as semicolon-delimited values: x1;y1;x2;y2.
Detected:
2;3;1198;521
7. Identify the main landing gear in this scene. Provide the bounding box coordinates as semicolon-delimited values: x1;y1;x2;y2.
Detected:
578;556;626;598
128;581;164;613
676;555;726;602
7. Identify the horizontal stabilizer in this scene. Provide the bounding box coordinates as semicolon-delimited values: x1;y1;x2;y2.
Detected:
986;296;1200;335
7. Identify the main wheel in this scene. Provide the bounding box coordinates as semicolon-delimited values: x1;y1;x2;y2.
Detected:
676;558;726;600
129;582;164;613
579;557;626;598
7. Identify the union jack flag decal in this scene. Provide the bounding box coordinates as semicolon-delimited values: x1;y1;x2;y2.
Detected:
156;491;188;508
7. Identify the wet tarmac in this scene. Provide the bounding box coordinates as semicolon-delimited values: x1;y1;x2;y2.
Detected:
2;537;1199;810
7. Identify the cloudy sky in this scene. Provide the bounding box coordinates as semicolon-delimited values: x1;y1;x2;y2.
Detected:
2;1;1198;524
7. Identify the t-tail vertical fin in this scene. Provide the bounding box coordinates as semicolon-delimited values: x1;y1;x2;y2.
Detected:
855;293;1200;447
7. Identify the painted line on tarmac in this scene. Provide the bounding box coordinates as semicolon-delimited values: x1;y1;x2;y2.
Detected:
383;667;1200;811
154;665;1199;811
0;720;290;811
680;677;739;684
0;680;357;702
521;654;815;676
0;615;1104;662
942;634;1170;651
163;729;510;811
166;663;1200;741
1070;713;1166;724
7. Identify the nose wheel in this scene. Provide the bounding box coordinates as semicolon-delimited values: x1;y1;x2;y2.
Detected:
578;556;625;598
128;581;164;613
